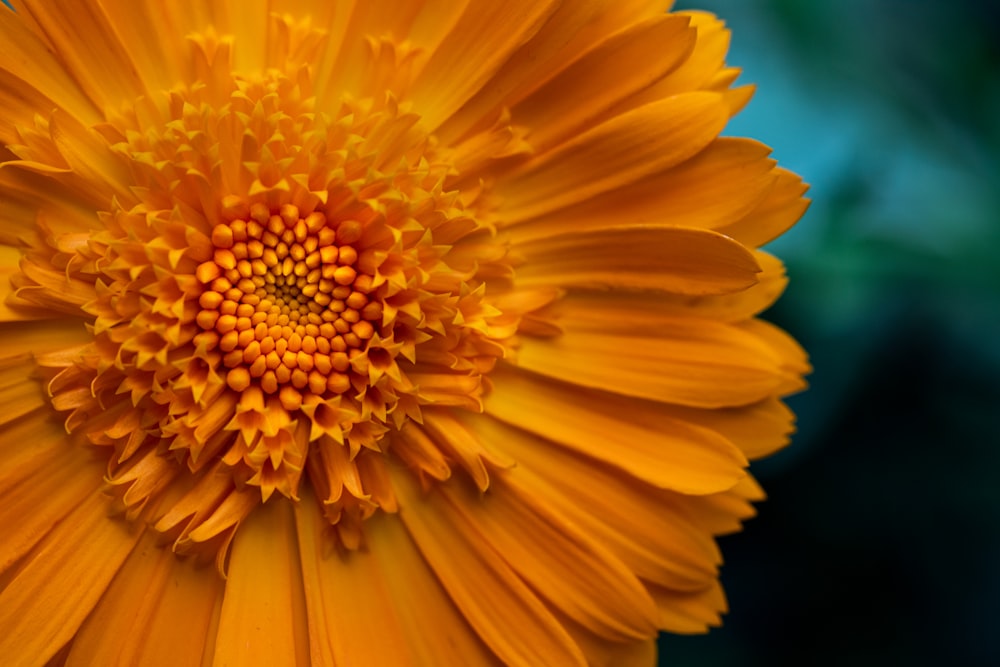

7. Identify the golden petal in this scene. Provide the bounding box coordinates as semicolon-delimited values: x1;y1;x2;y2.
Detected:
65;530;223;667
719;168;811;247
308;1;387;107
621;11;732;110
514;315;788;409
513;225;761;295
535;253;785;329
0;356;47;423
409;0;561;131
437;0;675;144
0;6;101;127
660;395;798;461
0;412;104;576
314;0;433;99
512;14;695;152
496;92;728;222
485;366;748;494
487;418;726;592
560;617;659;667
0;69;58;146
14;1;147;110
212;497;310;666
295;487;498;666
0;320;93;358
221;0;270;73
434;471;661;642
392;466;587;666
739;318;813;394
0;491;143;665
366;510;500;666
92;0;189;93
686;475;766;536
419;409;514;492
502;137;776;241
15;259;100;315
649;579;729;634
0;168;103;242
295;491;411;665
294;491;413;666
46;110;133;201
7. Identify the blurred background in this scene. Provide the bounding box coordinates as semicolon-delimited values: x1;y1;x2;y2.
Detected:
664;1;1000;665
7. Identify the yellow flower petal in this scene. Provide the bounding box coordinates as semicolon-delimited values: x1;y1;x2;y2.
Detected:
690;474;767;536
435;471;661;642
0;6;101;127
503;137;777;242
565;633;658;667
0;356;47;421
514;316;788;409
213;497;311;666
65;531;225;667
486;366;748;494
498;92;729;222
513;225;761;295
295;486;496;666
13;1;146;110
393;467;587;667
537;253;786;329
650;579;730;634
0;318;93;354
90;0;189;92
437;0;676;144
625;11;733;108
0;69;57;146
365;512;499;666
295;490;412;666
662;395;798;461
0;491;143;665
470;413;725;592
410;0;560;130
0;410;104;575
719;167;811;247
0;166;103;242
511;14;696;152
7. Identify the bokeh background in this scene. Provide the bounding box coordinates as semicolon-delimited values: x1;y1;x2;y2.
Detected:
663;1;1000;665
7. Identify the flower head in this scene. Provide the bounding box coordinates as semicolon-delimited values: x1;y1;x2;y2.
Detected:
0;2;809;665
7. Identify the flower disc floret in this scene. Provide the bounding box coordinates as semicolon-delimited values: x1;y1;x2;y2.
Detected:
195;203;381;403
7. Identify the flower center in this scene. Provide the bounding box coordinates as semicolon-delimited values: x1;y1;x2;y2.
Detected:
195;203;382;408
15;30;551;557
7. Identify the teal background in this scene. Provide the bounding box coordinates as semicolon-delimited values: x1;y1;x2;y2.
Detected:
662;1;1000;665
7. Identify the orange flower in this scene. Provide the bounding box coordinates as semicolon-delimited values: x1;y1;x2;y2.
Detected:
0;2;809;665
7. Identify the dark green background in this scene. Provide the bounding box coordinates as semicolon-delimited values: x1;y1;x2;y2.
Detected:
663;1;1000;665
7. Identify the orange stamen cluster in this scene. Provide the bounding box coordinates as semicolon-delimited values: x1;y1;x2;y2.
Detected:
21;31;544;556
194;201;382;408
